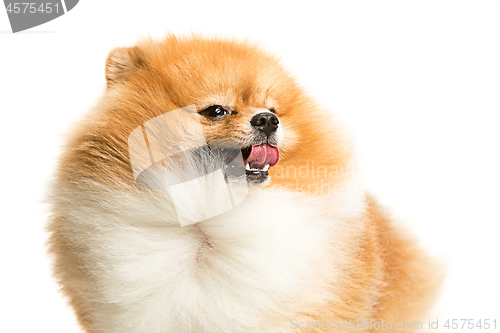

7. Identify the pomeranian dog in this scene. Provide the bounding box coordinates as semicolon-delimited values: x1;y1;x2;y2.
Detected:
47;35;441;333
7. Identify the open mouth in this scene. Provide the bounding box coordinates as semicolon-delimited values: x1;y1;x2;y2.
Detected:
240;143;280;182
190;143;280;184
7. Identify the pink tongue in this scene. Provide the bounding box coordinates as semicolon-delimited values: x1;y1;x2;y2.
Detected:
246;144;279;170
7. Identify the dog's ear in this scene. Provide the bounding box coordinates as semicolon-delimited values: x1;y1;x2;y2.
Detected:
105;46;146;88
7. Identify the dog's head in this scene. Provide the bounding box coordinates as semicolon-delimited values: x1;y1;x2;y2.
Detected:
102;36;309;186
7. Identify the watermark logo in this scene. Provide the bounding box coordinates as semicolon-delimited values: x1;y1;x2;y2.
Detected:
3;0;79;33
128;106;248;227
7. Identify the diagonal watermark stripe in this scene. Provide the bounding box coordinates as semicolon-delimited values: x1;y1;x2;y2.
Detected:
3;0;79;33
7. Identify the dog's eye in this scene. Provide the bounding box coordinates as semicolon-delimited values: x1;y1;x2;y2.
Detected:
200;106;230;118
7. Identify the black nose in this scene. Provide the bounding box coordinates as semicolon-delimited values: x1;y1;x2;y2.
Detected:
250;112;279;136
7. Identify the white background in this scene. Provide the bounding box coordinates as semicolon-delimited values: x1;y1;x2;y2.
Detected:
1;1;499;332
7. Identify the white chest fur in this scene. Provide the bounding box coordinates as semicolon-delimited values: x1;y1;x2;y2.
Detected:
54;177;365;333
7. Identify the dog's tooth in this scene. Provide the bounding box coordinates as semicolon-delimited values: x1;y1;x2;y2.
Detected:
245;163;251;171
262;164;270;171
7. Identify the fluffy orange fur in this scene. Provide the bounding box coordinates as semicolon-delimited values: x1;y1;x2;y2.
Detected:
47;35;441;332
